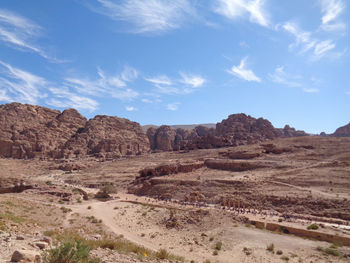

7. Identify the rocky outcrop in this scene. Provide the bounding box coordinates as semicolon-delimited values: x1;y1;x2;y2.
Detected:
138;162;204;179
0;103;149;159
332;122;350;137
64;115;149;159
277;125;308;137
0;103;86;159
147;113;307;151
204;159;265;172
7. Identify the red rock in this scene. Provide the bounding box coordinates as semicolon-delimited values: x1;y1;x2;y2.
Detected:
332;122;350;137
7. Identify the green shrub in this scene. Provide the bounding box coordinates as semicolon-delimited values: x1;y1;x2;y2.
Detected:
307;224;319;230
43;240;99;263
276;250;283;255
215;241;222;250
281;256;289;261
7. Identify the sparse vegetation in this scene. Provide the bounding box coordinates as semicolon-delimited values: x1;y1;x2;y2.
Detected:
316;246;340;257
43;240;99;263
281;255;289;261
276;250;283;255
307;223;319;230
60;207;72;213
215;241;222;250
243;247;252;255
45;230;184;262
266;243;274;253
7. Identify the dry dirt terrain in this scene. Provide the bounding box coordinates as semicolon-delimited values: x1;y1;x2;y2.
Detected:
1;136;350;262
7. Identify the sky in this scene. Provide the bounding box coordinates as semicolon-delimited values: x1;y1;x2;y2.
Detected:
0;0;349;134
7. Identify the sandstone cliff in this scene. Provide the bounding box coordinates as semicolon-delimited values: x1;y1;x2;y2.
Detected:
0;103;149;159
147;113;308;151
332;123;350;137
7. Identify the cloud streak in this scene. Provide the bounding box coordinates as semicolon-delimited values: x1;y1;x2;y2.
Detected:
65;66;139;101
91;0;196;34
145;72;206;95
281;22;337;60
0;61;98;111
269;66;301;87
227;57;261;82
214;0;269;27
0;9;55;60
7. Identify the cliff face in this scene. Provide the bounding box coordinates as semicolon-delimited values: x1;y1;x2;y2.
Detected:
0;103;149;159
64;115;149;159
147;113;308;151
332;123;350;137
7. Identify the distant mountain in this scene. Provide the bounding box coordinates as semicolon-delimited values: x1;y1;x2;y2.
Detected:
142;123;216;133
332;122;350;137
0;102;309;159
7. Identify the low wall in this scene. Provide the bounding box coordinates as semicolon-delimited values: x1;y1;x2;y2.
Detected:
265;222;350;246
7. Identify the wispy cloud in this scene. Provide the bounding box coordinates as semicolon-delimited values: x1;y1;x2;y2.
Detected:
91;0;196;34
227;57;261;82
269;65;321;93
303;88;319;93
319;0;346;32
180;73;205;88
346;91;350;95
269;66;301;87
0;9;57;60
0;61;98;111
320;0;345;25
144;75;172;86
47;87;99;112
65;66;139;100
214;0;269;27
167;102;180;111
280;22;337;60
125;106;137;111
145;72;206;95
0;60;47;104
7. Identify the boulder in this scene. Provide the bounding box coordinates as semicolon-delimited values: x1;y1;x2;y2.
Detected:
11;249;41;262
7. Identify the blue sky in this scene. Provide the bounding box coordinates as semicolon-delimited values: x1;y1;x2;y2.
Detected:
0;0;349;133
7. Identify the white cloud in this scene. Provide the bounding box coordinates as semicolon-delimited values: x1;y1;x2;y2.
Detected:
92;0;196;34
167;102;180;111
346;91;350;95
0;89;11;102
280;22;337;60
314;40;336;58
0;60;47;104
145;72;206;95
0;61;98;111
227;57;261;82
269;66;302;87
319;0;345;25
145;75;172;86
121;65;138;82
47;87;99;112
303;88;319;93
125;106;137;111
65;66;139;101
180;73;205;88
214;0;269;27
0;9;53;60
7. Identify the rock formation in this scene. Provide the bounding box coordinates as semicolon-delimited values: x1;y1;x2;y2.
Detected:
147;113;308;151
332;122;350;137
0;103;149;159
64;115;149;159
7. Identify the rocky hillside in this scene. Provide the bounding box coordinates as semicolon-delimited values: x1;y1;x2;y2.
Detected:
332;122;350;137
0;103;149;159
147;113;308;151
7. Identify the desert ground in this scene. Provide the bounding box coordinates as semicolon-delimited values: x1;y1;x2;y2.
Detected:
1;136;350;262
